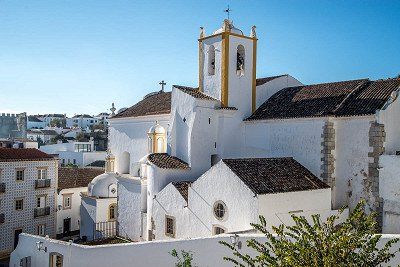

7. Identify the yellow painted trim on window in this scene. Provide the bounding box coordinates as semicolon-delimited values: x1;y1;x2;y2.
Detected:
198;40;203;92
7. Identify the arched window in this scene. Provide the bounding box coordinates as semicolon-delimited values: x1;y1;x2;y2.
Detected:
148;137;153;153
212;225;226;235
157;137;164;153
236;45;245;76
119;151;130;174
208;45;216;76
213;201;227;220
109;204;116;221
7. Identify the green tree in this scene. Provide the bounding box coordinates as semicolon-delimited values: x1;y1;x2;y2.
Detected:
220;201;399;267
170;249;196;267
75;132;87;142
49;118;65;127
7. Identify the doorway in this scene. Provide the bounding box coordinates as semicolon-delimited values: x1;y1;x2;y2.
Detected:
63;218;71;237
14;228;23;248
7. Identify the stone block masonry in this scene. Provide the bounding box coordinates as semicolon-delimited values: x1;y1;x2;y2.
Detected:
321;121;335;187
368;122;385;231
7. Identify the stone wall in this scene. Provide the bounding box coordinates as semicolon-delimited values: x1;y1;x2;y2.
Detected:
0;113;27;139
368;122;386;230
320;120;335;186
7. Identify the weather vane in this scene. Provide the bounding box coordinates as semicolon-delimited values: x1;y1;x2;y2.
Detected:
224;5;232;20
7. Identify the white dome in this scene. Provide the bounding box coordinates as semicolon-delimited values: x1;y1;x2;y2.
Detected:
148;122;166;134
88;172;119;198
213;20;243;35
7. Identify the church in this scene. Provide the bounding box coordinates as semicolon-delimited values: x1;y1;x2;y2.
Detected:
83;19;400;241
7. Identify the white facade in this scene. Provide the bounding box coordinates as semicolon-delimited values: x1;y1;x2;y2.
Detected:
56;187;87;237
66;115;99;129
40;141;106;167
0;157;58;256
153;160;341;240
11;233;400;267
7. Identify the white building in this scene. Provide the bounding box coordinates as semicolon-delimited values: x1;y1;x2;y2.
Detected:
27;129;58;144
37;114;66;127
152;157;336;240
80;172;119;241
95;112;110;126
40;140;106;167
106;19;400;241
66;114;99;129
56;167;104;239
27;116;46;129
0;148;58;257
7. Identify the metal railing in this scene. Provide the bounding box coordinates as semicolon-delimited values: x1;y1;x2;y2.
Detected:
93;221;118;240
35;179;51;189
34;206;50;218
0;182;5;193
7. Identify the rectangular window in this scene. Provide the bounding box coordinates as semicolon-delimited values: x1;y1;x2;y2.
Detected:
36;195;46;208
37;224;45;236
62;159;65;165
165;215;175;238
16;169;24;181
73;159;76;165
63;194;72;209
37;168;47;180
15;199;24;210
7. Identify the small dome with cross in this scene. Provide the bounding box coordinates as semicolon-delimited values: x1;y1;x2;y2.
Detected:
213;19;243;35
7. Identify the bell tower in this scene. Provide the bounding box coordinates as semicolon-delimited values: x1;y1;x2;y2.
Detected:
198;20;257;115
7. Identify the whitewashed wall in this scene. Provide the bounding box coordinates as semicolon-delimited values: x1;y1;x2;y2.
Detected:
379;155;400;234
201;35;223;101
243;118;325;177
377;93;400;154
255;75;303;109
334;117;372;210
56;187;87;235
117;177;142;241
11;233;400;267
108;115;170;174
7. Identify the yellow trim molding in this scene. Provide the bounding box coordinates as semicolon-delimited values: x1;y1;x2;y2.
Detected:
221;32;229;107
198;40;203;92
252;38;258;112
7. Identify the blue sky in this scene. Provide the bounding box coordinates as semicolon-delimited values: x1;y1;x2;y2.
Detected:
0;0;399;116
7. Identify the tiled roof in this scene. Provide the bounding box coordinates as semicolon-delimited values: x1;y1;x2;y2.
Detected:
41;130;59;136
246;78;400;120
112;91;171;119
147;153;190;170
256;75;287;86
28;116;43;122
0;148;55;162
73;114;93;118
222;157;329;194
86;160;106;168
174;85;218;101
172;181;192;201
58;167;104;190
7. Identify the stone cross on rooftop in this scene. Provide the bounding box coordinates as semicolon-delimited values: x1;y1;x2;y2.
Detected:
159;80;166;92
224;5;232;20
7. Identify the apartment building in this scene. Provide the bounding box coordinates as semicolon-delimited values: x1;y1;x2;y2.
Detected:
0;148;58;257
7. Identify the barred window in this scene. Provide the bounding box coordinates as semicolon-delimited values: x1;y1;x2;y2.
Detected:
165;215;175;238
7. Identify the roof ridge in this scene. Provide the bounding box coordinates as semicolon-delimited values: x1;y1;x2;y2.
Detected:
330;79;371;115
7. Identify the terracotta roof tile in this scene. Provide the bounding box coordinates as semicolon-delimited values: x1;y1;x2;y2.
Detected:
112;91;171;119
0;148;55;162
222;157;329;194
148;153;190;170
247;78;400;120
172;181;192;201
174;85;218;101
58;167;104;190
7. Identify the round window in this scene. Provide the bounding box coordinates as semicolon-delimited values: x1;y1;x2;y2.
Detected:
213;201;227;220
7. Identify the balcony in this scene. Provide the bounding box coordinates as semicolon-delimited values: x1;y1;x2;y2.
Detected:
0;213;4;223
34;206;50;218
0;182;5;193
35;179;51;189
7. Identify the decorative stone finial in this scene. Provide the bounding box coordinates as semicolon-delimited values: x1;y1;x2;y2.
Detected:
222;19;231;32
199;27;205;38
250;25;257;38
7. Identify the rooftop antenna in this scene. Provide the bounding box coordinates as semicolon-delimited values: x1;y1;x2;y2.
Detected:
224;5;232;20
159;80;166;92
